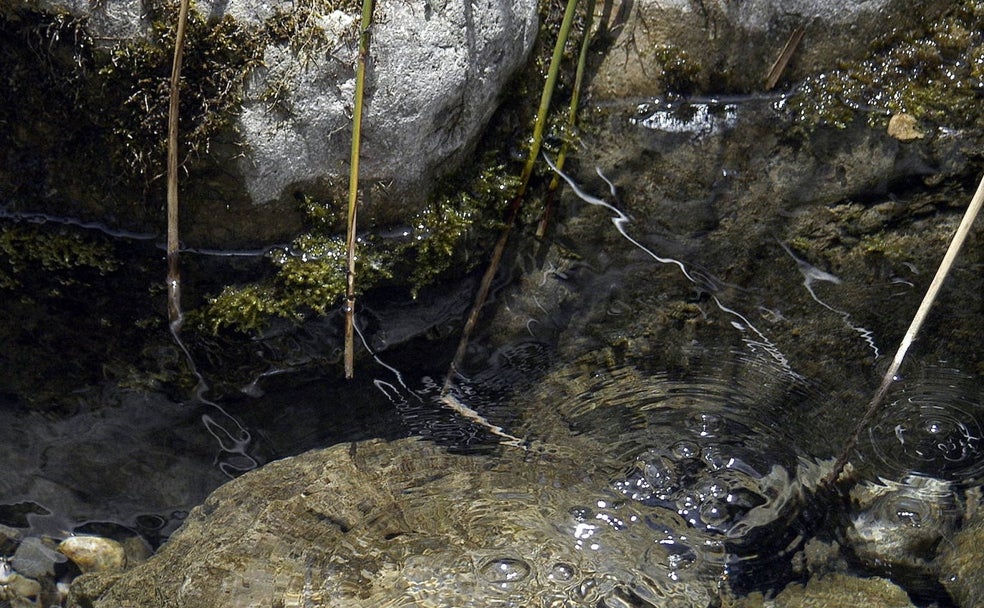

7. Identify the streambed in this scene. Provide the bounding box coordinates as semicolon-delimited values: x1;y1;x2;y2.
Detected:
1;94;983;607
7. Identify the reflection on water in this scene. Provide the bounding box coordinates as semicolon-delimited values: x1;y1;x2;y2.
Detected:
522;348;823;593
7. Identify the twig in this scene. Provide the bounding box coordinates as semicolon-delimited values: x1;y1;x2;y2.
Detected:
825;173;984;485
166;0;191;327
764;27;804;91
344;0;375;379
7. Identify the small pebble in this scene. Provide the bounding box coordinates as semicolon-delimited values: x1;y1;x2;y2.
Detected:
58;535;127;573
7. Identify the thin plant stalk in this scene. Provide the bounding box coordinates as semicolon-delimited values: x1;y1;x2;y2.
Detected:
166;0;191;327
826;173;984;485
444;0;582;390
517;0;582;196
344;0;375;379
538;0;596;238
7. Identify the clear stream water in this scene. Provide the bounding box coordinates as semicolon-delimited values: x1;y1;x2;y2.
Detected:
1;96;982;606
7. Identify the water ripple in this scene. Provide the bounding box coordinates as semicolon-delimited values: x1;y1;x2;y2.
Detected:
531;348;829;592
862;365;984;485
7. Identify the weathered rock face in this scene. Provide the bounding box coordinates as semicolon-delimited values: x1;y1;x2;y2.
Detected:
13;0;538;243
224;0;540;209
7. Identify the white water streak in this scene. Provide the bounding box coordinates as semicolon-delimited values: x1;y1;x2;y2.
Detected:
169;315;258;478
778;241;880;358
544;154;798;376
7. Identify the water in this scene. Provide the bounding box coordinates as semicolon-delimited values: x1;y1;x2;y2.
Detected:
1;94;983;606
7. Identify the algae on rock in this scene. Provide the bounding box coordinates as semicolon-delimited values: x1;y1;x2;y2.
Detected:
788;0;984;133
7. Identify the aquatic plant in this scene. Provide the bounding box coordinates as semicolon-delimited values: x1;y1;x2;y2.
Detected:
98;2;265;183
537;0;596;237
0;226;119;289
166;0;191;325
788;0;984;132
445;0;587;387
342;0;376;378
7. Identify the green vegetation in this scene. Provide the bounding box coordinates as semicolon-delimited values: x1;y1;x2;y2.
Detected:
652;44;702;96
100;2;265;180
201;164;516;332
2;0;587;336
0;225;119;290
788;0;984;131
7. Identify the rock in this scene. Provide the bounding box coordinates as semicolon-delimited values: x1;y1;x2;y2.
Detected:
68;438;717;607
846;476;958;573
589;0;946;98
12;537;66;579
58;536;127;574
733;573;916;608
228;0;539;209
937;499;984;608
887;114;924;141
26;0;539;228
0;557;43;607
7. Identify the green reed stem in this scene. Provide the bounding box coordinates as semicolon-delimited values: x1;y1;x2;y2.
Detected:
166;0;191;327
344;0;375;379
445;0;581;391
826;172;984;485
539;0;595;237
517;0;581;196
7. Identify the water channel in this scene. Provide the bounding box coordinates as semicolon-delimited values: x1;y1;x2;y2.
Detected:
1;93;982;606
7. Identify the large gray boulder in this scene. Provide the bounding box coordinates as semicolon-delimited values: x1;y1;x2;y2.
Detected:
215;0;540;207
23;0;538;233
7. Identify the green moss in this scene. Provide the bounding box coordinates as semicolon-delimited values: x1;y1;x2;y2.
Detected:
96;1;265;181
652;44;702;96
200;163;515;333
259;0;361;109
3;0;580;335
788;0;984;132
0;225;119;289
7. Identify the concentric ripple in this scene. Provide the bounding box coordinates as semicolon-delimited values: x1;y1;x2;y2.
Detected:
547;348;828;591
863;365;984;485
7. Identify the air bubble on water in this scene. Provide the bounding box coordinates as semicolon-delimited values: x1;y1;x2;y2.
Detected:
687;412;722;438
896;507;923;527
698;499;730;529
671;440;700;460
478;557;531;592
547;562;576;582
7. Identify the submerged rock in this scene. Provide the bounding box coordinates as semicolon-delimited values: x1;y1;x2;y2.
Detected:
847;475;958;574
937;496;984;608
589;0;946;98
67;438;718;607
733;573;916;608
58;536;127;574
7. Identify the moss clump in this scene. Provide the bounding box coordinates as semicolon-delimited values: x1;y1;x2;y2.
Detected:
0;225;119;290
652;44;702;96
201;161;516;333
788;0;984;132
98;1;265;181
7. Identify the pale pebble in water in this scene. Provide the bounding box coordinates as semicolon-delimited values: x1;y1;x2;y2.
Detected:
57;535;127;573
